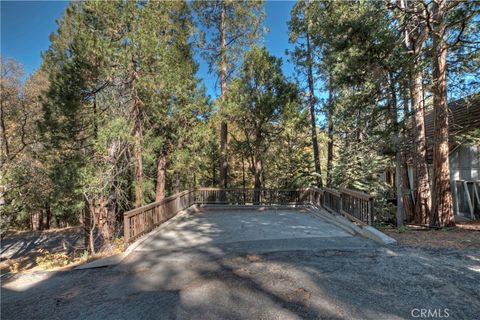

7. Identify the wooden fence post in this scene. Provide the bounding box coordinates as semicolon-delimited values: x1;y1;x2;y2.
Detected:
124;215;130;245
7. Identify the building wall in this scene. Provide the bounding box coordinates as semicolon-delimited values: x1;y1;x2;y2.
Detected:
407;145;480;219
449;145;480;181
450;145;480;219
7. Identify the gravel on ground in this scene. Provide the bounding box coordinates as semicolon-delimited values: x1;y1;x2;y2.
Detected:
2;244;479;320
2;210;479;320
383;222;480;249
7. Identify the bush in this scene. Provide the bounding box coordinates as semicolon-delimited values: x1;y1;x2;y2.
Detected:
373;197;396;225
35;249;71;270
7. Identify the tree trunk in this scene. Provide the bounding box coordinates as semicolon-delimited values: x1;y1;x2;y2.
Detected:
96;197;115;248
395;150;404;227
31;212;38;230
155;150;167;202
219;0;228;189
430;1;454;227
401;83;415;221
242;154;246;190
306;29;322;187
0;99;9;160
389;73;404;227
253;155;262;205
45;202;51;230
0;101;6;209
0;185;5;208
396;0;431;225
242;154;247;204
411;70;431;224
131;68;144;208
212;154;216;187
38;210;44;231
133;112;143;208
83;196;95;254
326;79;334;187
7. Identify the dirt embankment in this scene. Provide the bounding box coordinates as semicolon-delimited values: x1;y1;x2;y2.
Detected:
1;227;123;274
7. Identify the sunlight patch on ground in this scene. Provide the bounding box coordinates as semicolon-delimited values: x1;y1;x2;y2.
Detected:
466;255;480;262
2;272;52;292
467;265;480;273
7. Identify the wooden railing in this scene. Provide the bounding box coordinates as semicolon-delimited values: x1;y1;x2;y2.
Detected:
123;186;374;244
124;190;195;243
194;188;312;205
322;188;374;225
323;188;341;213
339;188;374;225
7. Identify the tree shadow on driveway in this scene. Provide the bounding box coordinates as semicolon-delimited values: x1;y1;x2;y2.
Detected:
2;208;480;320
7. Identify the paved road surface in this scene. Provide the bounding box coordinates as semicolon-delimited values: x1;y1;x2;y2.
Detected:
2;207;479;319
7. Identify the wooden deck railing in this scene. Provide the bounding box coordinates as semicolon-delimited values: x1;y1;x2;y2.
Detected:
123;187;374;244
124;190;195;243
322;188;374;225
338;188;374;225
323;188;341;213
193;188;312;205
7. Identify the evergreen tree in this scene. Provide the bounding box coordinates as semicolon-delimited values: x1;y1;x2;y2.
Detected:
225;47;301;202
193;0;264;189
288;0;323;187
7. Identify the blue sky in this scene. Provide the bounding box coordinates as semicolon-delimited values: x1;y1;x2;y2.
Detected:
1;0;298;100
1;1;68;75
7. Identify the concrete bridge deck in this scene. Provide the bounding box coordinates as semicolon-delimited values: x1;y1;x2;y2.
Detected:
131;206;371;252
2;206;479;320
122;206;376;270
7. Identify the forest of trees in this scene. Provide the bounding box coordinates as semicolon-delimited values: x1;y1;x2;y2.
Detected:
1;0;478;252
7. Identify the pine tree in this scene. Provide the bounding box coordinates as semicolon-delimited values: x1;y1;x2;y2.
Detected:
225;47;301;202
193;0;264;189
289;0;323;187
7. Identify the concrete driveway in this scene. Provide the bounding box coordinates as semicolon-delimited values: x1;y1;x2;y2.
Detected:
2;207;479;320
132;207;370;253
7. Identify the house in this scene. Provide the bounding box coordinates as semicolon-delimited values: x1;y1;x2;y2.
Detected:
418;94;479;220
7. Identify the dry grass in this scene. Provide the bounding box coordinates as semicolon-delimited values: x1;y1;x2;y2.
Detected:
35;249;75;270
1;249;89;273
